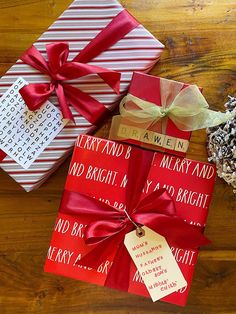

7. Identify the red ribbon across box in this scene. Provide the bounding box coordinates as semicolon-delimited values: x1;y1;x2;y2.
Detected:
45;134;216;306
59;147;210;292
0;3;164;191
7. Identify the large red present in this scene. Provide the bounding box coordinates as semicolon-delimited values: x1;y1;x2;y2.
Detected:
44;134;216;306
0;0;164;192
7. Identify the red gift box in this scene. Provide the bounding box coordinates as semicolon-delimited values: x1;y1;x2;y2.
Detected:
44;134;216;306
0;0;164;192
109;72;202;157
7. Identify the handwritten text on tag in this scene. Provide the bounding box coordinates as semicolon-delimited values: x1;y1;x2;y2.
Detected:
124;226;187;302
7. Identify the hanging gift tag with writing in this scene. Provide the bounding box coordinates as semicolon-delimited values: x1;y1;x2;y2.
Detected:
124;226;187;302
0;78;67;169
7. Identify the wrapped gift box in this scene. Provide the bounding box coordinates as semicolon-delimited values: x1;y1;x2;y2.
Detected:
109;72;202;157
0;0;164;192
45;134;216;306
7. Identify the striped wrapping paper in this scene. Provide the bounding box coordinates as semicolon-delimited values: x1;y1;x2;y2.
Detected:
0;0;164;192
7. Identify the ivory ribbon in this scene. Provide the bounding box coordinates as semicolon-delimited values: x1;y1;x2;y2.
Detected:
110;80;236;136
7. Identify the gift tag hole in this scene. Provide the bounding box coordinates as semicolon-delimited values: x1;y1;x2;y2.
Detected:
136;227;145;238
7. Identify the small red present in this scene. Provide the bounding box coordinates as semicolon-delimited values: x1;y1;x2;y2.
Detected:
44;134;216;306
109;72;203;157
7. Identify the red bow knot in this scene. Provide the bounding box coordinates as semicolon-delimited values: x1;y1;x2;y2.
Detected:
18;10;141;123
20;43;121;123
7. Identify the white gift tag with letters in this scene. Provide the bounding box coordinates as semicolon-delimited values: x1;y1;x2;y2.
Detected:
0;78;67;169
124;226;187;302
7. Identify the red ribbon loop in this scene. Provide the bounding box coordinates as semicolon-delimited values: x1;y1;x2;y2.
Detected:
19;10;140;124
60;148;211;291
20;43;120;123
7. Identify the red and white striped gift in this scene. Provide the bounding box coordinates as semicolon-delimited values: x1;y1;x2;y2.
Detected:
0;0;164;192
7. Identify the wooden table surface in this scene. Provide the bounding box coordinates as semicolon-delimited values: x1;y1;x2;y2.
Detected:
0;0;236;313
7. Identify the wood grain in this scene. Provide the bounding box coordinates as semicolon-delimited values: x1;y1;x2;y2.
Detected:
0;0;236;313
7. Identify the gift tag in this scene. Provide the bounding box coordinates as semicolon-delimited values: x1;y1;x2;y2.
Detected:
124;226;187;302
0;78;67;169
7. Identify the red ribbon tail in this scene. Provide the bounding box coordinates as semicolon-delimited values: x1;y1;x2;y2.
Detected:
55;84;74;122
64;84;110;125
98;72;121;94
78;223;131;291
104;242;132;292
78;237;116;269
140;215;211;249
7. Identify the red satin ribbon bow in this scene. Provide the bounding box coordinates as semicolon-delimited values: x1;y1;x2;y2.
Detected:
60;148;211;292
19;10;139;124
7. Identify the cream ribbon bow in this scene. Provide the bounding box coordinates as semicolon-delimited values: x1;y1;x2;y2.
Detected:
118;85;235;131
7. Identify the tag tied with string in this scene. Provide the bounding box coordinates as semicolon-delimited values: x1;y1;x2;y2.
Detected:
123;209;187;302
124;225;187;302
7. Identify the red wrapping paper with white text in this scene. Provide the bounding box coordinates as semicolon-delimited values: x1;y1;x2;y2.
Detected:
0;0;164;192
44;134;216;306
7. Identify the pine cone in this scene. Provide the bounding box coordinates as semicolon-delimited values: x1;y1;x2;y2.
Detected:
207;96;236;193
